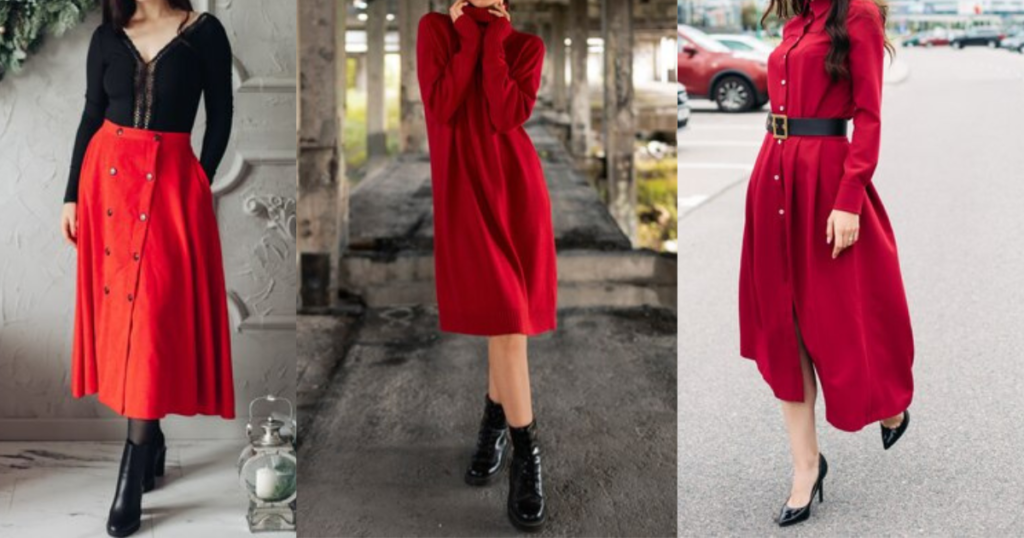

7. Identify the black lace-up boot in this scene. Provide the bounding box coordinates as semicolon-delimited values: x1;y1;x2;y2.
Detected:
106;440;151;537
465;394;510;486
507;420;546;532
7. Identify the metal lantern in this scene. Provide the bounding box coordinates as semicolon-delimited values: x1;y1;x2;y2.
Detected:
238;395;297;532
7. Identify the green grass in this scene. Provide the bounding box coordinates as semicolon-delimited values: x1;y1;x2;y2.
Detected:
635;143;678;252
344;56;402;172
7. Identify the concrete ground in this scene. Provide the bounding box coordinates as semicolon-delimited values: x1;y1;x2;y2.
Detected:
298;305;677;537
678;47;1024;536
0;441;288;538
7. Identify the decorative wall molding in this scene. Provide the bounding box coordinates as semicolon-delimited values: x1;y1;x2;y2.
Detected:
243;193;297;241
213;149;297;196
232;57;296;94
227;290;296;332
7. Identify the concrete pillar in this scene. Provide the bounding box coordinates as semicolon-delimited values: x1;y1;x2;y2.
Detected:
551;4;568;113
569;0;589;157
400;0;429;154
538;21;553;104
366;0;388;160
298;0;343;309
602;0;636;243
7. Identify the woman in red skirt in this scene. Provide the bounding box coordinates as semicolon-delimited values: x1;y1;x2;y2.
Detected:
58;1;234;536
738;0;914;526
417;0;556;531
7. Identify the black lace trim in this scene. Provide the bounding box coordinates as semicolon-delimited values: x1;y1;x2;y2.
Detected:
118;12;211;129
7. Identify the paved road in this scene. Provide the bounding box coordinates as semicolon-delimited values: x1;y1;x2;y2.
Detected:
678;47;1024;536
299;306;677;537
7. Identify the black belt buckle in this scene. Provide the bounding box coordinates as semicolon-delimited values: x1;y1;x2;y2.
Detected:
770;114;788;140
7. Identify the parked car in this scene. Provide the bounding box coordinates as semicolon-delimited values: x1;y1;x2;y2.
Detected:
920;33;952;47
710;33;774;62
902;32;926;47
903;29;952;47
1000;31;1024;52
950;27;1004;48
678;83;691;130
678;25;769;113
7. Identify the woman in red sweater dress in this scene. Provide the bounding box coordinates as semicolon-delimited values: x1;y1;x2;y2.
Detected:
417;0;555;531
738;0;914;526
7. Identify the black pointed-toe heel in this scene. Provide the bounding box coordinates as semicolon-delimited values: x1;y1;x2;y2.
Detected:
881;408;910;450
507;420;546;532
464;395;510;486
107;440;151;537
142;430;166;493
776;453;828;527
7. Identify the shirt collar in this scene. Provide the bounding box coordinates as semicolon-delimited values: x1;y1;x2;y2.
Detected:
807;0;831;19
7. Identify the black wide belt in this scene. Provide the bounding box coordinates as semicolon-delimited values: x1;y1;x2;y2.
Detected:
765;113;848;139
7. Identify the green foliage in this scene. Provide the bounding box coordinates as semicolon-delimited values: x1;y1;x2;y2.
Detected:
0;0;98;81
343;55;402;174
635;142;678;252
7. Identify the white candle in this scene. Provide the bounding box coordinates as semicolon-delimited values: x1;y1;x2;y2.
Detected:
255;467;278;500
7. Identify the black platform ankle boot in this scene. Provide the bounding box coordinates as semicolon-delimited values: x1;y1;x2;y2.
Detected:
465;394;510;486
107;440;150;537
143;429;166;493
507;420;546;532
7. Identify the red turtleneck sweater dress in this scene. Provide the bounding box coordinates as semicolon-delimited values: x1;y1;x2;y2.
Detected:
738;0;914;432
416;8;557;336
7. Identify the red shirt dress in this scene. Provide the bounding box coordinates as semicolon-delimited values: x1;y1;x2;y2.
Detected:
416;8;557;336
738;0;914;432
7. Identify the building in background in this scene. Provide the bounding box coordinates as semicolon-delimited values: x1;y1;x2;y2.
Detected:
678;0;1024;33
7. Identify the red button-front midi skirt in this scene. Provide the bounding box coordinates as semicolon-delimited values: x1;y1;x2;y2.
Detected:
70;120;235;420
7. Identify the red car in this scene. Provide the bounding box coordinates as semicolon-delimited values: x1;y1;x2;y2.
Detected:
920;34;951;47
678;25;769;112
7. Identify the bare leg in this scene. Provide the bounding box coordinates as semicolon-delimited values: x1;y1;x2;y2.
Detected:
881;412;905;428
780;320;821;508
488;334;533;428
488;352;502;405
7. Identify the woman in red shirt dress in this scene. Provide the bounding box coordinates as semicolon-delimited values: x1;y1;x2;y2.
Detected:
739;0;914;526
417;0;555;531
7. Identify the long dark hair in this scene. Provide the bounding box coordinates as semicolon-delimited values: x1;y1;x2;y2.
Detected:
103;0;195;30
761;0;895;80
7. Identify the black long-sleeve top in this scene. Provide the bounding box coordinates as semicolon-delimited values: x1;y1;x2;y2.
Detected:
64;11;233;203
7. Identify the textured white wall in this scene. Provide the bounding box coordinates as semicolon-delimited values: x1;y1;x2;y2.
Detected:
0;1;297;439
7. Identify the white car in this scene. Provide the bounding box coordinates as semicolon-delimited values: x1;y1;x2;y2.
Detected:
678;83;690;130
710;34;774;63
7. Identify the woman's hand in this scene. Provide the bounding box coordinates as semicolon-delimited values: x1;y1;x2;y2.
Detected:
488;2;511;21
61;203;78;248
449;0;468;22
826;209;859;259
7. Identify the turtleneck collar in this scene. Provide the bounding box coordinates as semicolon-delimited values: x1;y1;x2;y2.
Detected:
463;5;499;25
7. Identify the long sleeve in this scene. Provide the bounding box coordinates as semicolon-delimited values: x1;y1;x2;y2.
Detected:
65;26;108;203
480;18;544;133
417;14;482;125
832;4;885;214
198;16;234;183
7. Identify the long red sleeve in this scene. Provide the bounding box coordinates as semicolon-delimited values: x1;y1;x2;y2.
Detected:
415;12;558;336
417;14;482;125
833;3;885;214
480;18;545;133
